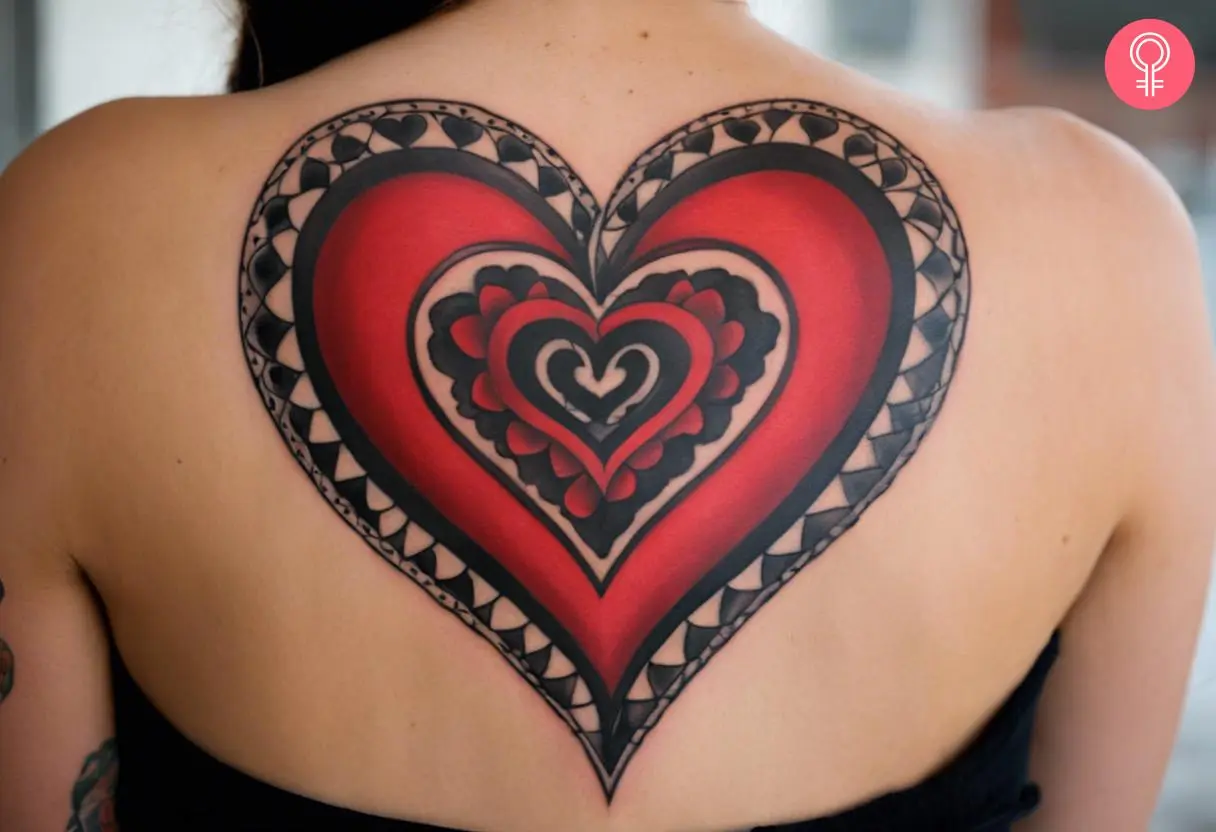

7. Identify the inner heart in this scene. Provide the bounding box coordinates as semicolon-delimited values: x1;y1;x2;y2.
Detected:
239;99;968;793
493;302;710;494
521;321;679;459
415;255;785;566
545;341;657;423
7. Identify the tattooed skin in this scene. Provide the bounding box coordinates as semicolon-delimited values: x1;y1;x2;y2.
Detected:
239;99;969;796
65;739;119;832
0;578;13;703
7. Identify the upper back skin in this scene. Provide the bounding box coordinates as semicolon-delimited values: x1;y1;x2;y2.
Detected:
1;2;1214;831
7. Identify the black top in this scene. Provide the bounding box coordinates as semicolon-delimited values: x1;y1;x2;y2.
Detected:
111;633;1058;832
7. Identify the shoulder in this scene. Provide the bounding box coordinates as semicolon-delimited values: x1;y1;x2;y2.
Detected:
864;94;1212;526
0;92;288;325
0;97;208;366
0;94;261;552
0;95;259;237
929;103;1202;353
947;105;1192;242
975;105;1195;266
961;106;1212;514
846;91;1194;296
973;105;1201;354
2;96;214;193
0;96;229;299
983;105;1205;373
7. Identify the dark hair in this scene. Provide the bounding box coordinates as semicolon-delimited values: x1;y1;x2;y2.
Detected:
229;1;462;93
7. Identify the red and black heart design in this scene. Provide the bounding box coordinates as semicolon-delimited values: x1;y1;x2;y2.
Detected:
412;249;788;576
243;101;962;787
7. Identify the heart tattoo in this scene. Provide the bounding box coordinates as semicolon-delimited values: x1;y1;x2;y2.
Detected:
238;99;970;795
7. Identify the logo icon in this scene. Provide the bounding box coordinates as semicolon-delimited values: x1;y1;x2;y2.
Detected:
1130;32;1170;97
1107;20;1195;110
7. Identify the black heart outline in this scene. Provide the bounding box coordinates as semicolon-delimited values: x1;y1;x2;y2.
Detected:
238;99;969;794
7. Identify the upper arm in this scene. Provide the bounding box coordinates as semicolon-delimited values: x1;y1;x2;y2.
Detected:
1016;111;1216;830
0;565;116;831
0;104;127;832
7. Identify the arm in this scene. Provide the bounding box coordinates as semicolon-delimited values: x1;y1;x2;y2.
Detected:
0;574;117;831
0;109;122;832
1017;113;1216;830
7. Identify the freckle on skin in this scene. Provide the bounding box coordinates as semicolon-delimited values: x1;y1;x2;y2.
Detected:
640;30;650;40
1062;534;1071;545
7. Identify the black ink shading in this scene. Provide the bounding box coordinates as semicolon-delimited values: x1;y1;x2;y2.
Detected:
426;265;780;560
65;738;119;832
0;578;11;703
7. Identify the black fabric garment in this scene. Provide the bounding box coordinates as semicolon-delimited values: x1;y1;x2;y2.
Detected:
112;633;1058;832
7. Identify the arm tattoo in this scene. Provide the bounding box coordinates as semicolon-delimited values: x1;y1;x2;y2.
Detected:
238;99;969;798
0;578;12;703
66;738;119;832
0;584;117;825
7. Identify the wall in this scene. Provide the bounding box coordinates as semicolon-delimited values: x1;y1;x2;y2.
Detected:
35;0;231;129
752;0;985;108
0;0;37;167
0;0;23;164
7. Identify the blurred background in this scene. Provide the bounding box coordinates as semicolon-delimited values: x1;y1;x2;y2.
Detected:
0;0;1213;827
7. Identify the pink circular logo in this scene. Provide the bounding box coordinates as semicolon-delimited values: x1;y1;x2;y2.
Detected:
1106;19;1196;110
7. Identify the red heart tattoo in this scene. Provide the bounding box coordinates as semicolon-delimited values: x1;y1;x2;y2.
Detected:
239;100;970;795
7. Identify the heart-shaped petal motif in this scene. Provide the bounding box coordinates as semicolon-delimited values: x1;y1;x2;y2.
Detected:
238;99;970;794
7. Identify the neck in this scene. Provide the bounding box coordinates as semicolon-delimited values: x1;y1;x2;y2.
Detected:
453;0;754;33
469;0;749;11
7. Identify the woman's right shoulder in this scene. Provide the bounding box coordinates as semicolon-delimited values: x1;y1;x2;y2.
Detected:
966;101;1211;520
951;103;1197;276
956;105;1216;832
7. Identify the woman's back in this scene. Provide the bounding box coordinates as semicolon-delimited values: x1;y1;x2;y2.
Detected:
1;3;1214;831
